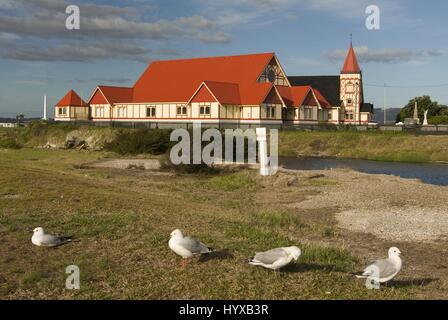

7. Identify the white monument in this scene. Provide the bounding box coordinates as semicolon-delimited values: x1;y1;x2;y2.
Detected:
42;95;48;121
413;102;420;125
423;110;429;126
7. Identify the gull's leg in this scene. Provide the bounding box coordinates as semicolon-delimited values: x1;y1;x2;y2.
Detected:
181;258;188;268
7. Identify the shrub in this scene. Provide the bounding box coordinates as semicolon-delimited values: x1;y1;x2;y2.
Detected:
429;115;448;125
0;137;22;149
105;128;174;155
159;154;220;174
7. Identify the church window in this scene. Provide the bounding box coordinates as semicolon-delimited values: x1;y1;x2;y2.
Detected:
304;106;313;120
199;104;211;116
146;106;156;117
264;104;277;118
257;58;288;86
117;107;127;118
346;83;354;93
177;105;187;116
95;107;104;118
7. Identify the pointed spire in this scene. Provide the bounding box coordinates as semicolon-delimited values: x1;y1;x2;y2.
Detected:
341;41;361;74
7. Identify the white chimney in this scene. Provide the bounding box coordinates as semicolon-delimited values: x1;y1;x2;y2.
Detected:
43;95;47;120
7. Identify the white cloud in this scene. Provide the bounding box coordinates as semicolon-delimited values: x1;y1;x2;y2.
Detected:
0;39;152;62
325;46;444;64
0;31;19;40
197;0;421;30
0;0;231;62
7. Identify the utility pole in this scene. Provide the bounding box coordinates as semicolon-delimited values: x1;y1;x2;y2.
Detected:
383;84;387;125
354;82;359;125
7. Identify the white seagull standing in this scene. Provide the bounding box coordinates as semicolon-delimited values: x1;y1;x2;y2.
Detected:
31;227;75;247
356;247;402;284
168;229;213;267
248;246;302;272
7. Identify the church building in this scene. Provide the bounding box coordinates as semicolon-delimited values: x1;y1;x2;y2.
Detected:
54;43;373;127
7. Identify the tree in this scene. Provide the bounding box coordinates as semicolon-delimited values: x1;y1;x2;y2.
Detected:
396;96;448;123
15;114;25;126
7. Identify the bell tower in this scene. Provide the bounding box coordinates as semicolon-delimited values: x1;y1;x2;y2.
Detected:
340;40;362;124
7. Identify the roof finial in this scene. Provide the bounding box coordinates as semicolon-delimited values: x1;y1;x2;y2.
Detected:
350;33;353;47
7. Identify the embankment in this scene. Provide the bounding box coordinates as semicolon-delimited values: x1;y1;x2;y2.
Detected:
279;131;448;163
2;122;448;163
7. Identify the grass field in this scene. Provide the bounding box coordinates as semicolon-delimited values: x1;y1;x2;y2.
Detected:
0;148;429;299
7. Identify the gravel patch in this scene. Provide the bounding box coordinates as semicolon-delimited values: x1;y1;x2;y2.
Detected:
284;168;448;242
336;207;448;242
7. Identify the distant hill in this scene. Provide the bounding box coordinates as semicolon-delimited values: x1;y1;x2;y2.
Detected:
0;118;16;123
372;108;402;125
0;117;43;123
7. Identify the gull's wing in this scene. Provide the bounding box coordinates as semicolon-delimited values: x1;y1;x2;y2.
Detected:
253;248;288;265
40;234;72;246
365;259;398;278
179;236;210;254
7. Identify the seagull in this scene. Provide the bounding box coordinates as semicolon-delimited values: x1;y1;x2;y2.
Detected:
248;246;302;272
168;229;213;267
31;227;75;247
355;247;402;284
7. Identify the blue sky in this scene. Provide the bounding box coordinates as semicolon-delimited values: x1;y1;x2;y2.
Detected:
0;0;447;118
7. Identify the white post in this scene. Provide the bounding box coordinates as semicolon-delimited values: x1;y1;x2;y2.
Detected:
256;127;269;176
43;95;47;120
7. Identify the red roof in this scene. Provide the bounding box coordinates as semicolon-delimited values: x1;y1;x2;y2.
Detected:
341;44;361;74
277;86;311;107
55;90;87;107
133;53;275;104
313;88;331;108
96;86;133;104
190;83;218;103
90;89;108;104
203;81;241;105
61;52;335;109
189;81;241;105
277;86;332;109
